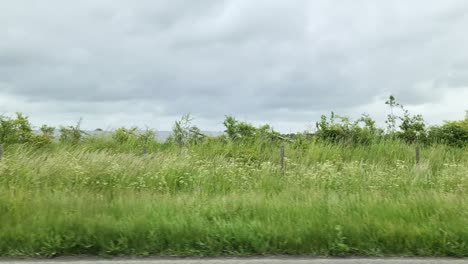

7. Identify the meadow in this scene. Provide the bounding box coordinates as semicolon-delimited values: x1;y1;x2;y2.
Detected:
1;97;468;257
0;138;467;257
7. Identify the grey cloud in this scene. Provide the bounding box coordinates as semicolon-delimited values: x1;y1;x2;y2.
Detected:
1;0;468;130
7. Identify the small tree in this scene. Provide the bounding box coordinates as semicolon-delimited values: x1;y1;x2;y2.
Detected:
0;113;35;144
169;114;205;145
112;127;138;144
429;115;468;147
59;118;86;145
223;116;280;142
385;95;427;143
138;128;157;145
111;127;157;149
385;95;399;134
315;112;382;144
398;109;426;143
32;125;55;146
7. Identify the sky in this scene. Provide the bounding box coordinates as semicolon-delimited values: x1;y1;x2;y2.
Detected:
1;0;468;133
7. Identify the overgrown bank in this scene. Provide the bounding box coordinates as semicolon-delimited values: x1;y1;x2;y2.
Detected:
1;142;467;257
0;96;467;257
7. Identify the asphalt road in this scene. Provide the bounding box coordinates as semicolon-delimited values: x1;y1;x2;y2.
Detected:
1;258;467;264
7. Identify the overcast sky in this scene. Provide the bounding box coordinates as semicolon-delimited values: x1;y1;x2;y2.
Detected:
1;0;468;132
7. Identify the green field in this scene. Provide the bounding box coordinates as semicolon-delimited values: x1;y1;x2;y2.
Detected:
1;139;467;257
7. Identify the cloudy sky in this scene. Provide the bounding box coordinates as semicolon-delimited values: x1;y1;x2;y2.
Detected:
1;0;468;132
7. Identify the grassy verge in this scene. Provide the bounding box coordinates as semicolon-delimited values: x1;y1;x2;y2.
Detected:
0;141;467;257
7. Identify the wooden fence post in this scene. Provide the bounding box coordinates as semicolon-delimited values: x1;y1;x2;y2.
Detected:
415;132;421;165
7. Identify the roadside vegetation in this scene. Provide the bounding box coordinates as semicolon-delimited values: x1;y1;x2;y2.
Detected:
0;96;467;257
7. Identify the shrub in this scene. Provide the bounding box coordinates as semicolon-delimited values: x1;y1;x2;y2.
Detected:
59;119;86;145
138;129;157;146
112;127;138;144
429;114;468;147
112;127;157;147
315;112;383;144
385;95;427;143
396;106;426;144
223;116;280;142
0;113;35;145
0;113;55;147
168;114;205;145
32;125;56;146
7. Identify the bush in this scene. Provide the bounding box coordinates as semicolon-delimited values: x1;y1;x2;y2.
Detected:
315;112;383;144
429;115;468;147
113;127;138;144
0;113;34;144
385;95;427;143
223;116;280;142
0;113;55;147
59;119;86;145
0;113;51;146
32;125;56;146
168;114;205;146
112;127;157;147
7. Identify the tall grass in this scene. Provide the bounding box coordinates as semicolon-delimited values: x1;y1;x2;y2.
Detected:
0;139;467;257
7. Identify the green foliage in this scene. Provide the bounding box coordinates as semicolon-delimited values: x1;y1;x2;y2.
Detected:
429;115;468;147
223;116;280;142
385;95;427;143
0;113;53;146
59;119;86;145
396;100;426;143
112;127;138;144
315;112;383;144
112;127;157;147
168;114;205;145
329;225;351;256
0;113;35;144
385;95;399;134
32;125;56;146
1;98;468;150
224;116;255;140
1;103;468;257
138;129;157;145
314;95;428;145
